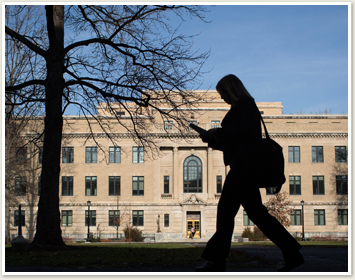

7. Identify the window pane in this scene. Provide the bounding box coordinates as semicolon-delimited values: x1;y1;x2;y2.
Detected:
133;147;138;163
294;147;300;162
288;147;294;162
85;148;91;163
92;148;97;163
139;211;144;226
164;176;169;194
132;177;137;195
86;180;91;196
312;147;317;162
318;147;323;162
164;214;169;227
319;177;324;194
109;147;115;163
320;212;325;225
62;213;67;226
92;177;97;195
314;210;319;225
217;175;222;193
109;177;114;195
139;147;144;163
139;180;144;195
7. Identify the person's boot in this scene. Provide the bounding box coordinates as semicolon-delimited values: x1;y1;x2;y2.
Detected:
277;250;304;272
195;260;226;272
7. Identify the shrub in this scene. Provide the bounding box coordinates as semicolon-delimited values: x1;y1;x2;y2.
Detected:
89;232;100;242
252;226;267;241
123;225;144;242
242;226;253;239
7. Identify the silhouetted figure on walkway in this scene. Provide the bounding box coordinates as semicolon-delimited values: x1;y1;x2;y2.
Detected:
195;74;304;272
190;227;195;239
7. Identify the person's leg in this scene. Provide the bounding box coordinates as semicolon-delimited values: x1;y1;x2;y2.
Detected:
241;187;304;271
200;171;241;263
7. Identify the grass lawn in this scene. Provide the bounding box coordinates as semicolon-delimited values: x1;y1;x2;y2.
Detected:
5;241;347;269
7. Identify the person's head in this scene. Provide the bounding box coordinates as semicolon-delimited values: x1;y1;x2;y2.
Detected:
216;74;252;105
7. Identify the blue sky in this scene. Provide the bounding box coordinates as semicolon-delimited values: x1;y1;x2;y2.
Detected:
177;4;349;114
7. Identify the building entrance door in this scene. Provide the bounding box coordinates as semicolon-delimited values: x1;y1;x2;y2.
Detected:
187;220;200;238
186;211;201;238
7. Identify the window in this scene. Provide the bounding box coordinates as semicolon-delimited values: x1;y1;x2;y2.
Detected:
336;175;348;195
109;147;121;163
85;147;97;163
16;147;27;161
183;156;202;193
291;210;302;225
338;209;348;225
62;176;73;196
211;120;221;128
15;177;26;196
85;176;97;196
62;210;72;226
313;176;325;195
62;147;74;163
164;214;169;227
335;146;347;162
289;176;301;195
288;146;300;163
216;175;222;193
85;210;96;226
312;146;323;163
38;147;43;164
109;210;120;226
132;176;144;196
14;210;25;227
164;176;170;194
314;209;326;225
164;121;173;131
109;176;121;196
133;147;144;163
132;210;144;226
243;210;254;226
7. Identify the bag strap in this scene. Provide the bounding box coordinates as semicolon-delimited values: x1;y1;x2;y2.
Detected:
259;111;270;139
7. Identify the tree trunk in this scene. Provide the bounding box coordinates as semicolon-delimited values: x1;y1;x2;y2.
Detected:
31;5;65;246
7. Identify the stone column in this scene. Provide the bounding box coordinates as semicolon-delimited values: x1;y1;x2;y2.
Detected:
207;147;213;199
173;147;179;199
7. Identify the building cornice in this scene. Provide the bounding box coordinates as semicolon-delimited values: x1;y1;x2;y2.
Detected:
60;132;348;140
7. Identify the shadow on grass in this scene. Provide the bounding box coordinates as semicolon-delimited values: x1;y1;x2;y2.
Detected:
5;244;273;270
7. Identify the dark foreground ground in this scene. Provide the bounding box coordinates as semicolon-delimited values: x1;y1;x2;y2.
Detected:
5;243;349;274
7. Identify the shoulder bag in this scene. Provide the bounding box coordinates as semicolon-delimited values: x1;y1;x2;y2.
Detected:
248;113;286;194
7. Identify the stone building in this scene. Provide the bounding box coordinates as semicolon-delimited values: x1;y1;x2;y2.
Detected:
7;90;348;242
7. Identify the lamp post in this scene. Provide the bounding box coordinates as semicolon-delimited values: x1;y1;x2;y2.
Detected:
86;201;91;242
301;200;305;241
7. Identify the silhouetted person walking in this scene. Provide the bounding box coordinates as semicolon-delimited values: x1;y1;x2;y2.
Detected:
195;74;304;272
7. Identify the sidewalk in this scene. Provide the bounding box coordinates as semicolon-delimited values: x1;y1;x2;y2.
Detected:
5;243;349;274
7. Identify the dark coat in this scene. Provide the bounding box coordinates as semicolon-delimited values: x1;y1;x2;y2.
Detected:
207;97;262;168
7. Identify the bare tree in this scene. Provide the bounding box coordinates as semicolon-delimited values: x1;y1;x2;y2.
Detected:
5;5;46;243
330;149;348;226
264;192;294;228
5;5;210;246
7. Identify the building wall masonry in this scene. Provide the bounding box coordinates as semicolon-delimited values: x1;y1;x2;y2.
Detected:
8;90;348;242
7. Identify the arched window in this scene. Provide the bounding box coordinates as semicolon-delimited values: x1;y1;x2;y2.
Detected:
183;156;202;193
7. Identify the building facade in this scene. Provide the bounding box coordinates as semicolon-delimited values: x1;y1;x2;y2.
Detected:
8;91;348;242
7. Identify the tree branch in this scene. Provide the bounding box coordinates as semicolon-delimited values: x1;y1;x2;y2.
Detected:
64;79;149;107
5;26;47;58
5;79;46;92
